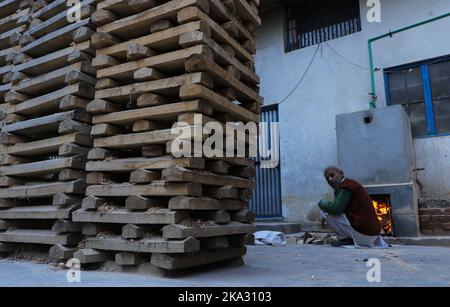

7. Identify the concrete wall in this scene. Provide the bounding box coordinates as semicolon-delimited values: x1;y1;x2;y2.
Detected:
336;105;415;186
255;0;450;222
414;135;450;199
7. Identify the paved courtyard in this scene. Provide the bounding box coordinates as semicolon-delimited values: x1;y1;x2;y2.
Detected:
0;244;449;287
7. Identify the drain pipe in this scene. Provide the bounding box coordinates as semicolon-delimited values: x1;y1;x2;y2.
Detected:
368;12;450;109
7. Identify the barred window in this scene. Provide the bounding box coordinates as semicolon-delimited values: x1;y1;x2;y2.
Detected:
285;0;362;52
385;57;450;138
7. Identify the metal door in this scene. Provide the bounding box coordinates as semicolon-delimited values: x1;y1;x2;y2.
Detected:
249;105;282;218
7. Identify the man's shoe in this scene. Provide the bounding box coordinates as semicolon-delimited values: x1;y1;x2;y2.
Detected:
330;238;354;247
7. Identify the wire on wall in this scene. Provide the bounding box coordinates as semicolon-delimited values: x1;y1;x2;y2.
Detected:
278;43;321;105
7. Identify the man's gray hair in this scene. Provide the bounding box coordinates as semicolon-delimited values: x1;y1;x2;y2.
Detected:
323;166;344;176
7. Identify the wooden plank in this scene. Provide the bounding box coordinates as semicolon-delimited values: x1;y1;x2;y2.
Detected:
86;156;204;172
211;157;255;167
72;208;189;224
53;193;83;206
86;172;117;184
133;67;165;82
194;209;230;224
129;169;160;183
162;222;255;239
97;0;133;15
0;7;31;34
32;0;69;21
91;32;122;49
0;176;24;187
177;6;253;62
13;41;92;76
92;100;212;126
87;148;116;160
97;0;210;39
12;82;95;116
86;235;200;253
97;44;211;80
58;119;92;135
0;180;85;199
58;143;90;158
0;156;85;177
151;246;246;270
95;73;211;102
0;154;31;166
93;125;204;149
4;110;89;135
91;8;118;26
0;0;22;19
81;223;109;235
86;182;202;197
162;167;256;189
168;196;246;211
185;54;261;103
7;133;92;156
73;248;111;264
179;84;258;122
97;20;206;59
150;19;175;33
81;196;107;210
127;43;156;61
49;244;77;261
0;205;78;219
58;167;86;181
209;0;255;44
231;209;256;223
0;47;18;66
20;18;91;57
0;199;30;208
233;0;261;26
0;26;26;50
121;224;145;239
27;1;95;38
204;185;237;199
11;62;89;95
132;120;165;133
86;99;120;114
0;133;28;145
51;219;82;233
90;123;122;137
0;229;82;245
125;195;164;210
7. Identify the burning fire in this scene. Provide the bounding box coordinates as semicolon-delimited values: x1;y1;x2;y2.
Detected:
372;199;394;235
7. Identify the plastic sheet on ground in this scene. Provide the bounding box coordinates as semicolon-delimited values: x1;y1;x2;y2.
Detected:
254;231;287;246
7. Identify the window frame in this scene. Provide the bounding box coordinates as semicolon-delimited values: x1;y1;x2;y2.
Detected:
284;0;362;53
384;55;450;139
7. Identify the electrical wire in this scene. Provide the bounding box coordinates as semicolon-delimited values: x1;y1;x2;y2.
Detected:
276;42;449;106
324;42;370;71
278;43;321;104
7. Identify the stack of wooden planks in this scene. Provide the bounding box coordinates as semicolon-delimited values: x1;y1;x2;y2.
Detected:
0;0;261;270
0;0;97;260
71;0;261;270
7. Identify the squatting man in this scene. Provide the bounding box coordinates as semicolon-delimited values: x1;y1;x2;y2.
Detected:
318;166;389;248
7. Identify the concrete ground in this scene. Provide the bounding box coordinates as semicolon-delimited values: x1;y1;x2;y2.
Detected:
0;244;449;287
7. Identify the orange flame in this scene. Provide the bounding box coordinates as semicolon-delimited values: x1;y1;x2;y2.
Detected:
372;199;393;235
